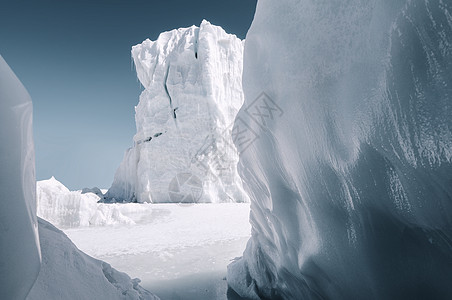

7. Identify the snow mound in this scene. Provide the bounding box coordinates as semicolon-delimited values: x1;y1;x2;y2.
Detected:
105;20;249;203
27;218;159;300
0;55;41;299
37;177;136;228
228;0;452;299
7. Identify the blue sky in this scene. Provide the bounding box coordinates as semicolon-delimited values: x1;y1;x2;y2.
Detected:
0;0;257;189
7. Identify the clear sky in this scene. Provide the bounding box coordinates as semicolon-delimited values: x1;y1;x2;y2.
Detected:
0;0;257;190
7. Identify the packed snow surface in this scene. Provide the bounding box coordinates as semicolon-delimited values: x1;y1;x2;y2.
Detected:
27;218;159;300
64;202;251;299
0;55;41;299
106;20;248;204
228;0;452;299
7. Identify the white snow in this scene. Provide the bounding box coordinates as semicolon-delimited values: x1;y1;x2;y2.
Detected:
65;203;250;257
35;173;251;298
27;218;159;300
64;203;251;299
36;176;250;298
0;55;41;299
228;0;452;299
106;20;249;204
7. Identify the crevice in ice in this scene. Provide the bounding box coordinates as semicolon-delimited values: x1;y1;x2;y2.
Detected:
163;65;172;108
138;132;164;144
194;27;200;59
163;64;178;127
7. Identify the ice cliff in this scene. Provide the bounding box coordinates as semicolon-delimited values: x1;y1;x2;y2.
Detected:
106;20;249;203
0;55;41;299
227;0;452;299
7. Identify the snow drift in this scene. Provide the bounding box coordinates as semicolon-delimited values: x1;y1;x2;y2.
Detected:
0;55;41;299
106;20;249;203
27;218;159;300
228;1;452;299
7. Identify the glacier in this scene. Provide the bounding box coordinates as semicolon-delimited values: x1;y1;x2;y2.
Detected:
227;0;452;299
106;20;249;203
0;55;41;299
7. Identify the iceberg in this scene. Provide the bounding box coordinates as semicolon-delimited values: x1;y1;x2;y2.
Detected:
106;20;249;203
228;0;452;299
0;55;41;299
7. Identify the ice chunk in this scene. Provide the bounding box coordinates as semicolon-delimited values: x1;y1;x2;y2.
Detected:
27;218;159;300
82;186;105;198
106;20;249;203
0;55;41;299
37;177;135;228
228;1;452;299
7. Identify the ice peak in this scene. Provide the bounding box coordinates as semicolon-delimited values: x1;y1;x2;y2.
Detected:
39;176;70;194
131;20;243;89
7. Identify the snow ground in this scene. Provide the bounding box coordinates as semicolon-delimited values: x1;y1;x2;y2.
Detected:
64;203;251;300
28;218;158;300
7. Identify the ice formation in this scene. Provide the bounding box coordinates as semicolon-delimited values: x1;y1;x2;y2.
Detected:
82;186;105;198
27;218;159;300
0;56;158;300
106;20;249;203
227;0;452;299
37;177;137;228
0;55;41;299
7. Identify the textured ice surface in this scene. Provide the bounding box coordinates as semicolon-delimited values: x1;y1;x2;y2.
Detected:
106;20;249;203
227;1;452;299
27;218;159;300
0;55;41;299
37;177;138;228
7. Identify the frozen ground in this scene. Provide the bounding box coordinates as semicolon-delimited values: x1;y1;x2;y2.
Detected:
64;203;251;300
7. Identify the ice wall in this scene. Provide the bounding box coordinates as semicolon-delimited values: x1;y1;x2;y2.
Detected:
106;20;248;203
227;0;452;299
0;56;41;299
